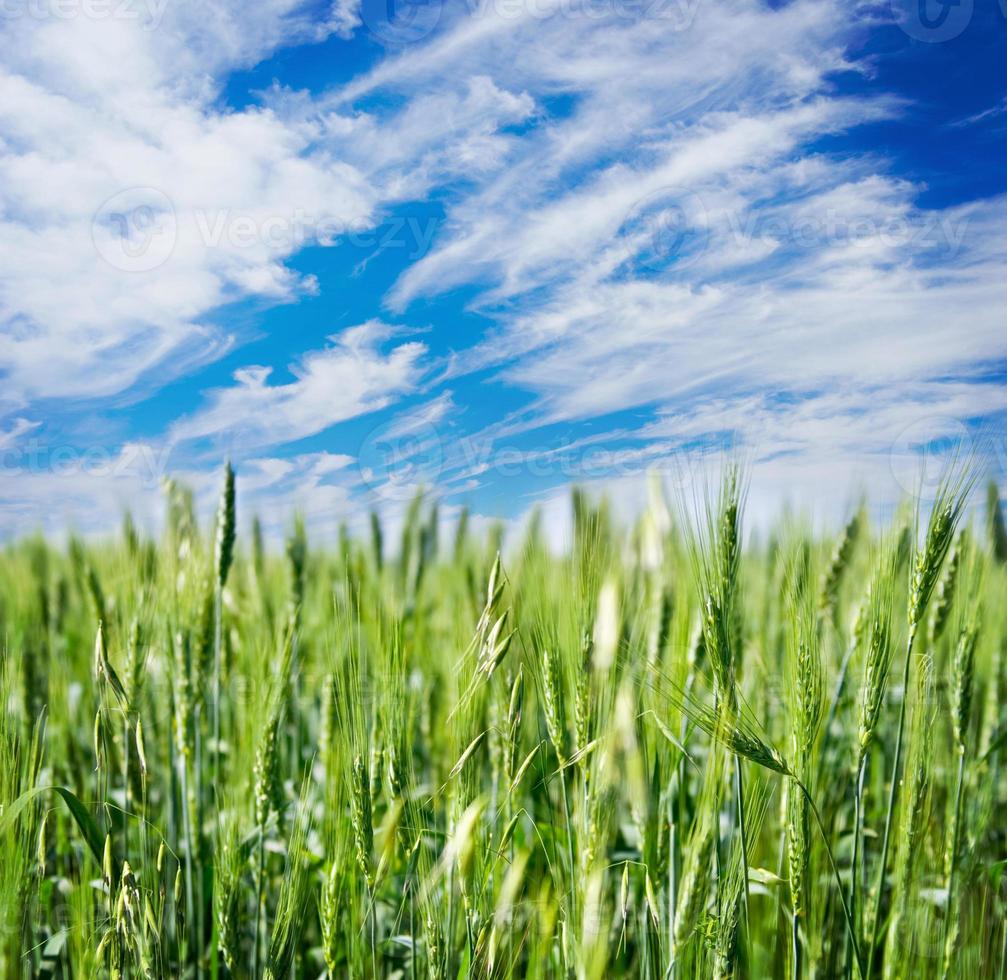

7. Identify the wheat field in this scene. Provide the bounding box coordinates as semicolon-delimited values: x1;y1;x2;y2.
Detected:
1;465;1005;978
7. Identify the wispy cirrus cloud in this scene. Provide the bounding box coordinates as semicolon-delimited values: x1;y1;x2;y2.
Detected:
169;321;428;451
1;0;1004;539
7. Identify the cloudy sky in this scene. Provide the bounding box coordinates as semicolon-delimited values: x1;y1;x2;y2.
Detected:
1;0;1005;541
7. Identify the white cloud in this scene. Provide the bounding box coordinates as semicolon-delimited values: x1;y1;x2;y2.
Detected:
380;1;867;308
0;416;40;451
953;95;1007;129
0;441;173;539
169;321;428;450
1;0;1004;539
481;193;1007;431
0;0;424;411
381;390;457;439
0;0;549;414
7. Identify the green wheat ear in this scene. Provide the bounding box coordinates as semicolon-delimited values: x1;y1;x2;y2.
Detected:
857;539;897;753
987;480;1007;564
908;463;978;638
688;464;744;704
214;460;236;589
820;505;865;619
5;457;1005;980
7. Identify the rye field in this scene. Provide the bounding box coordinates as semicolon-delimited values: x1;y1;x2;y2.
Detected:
1;465;1005;979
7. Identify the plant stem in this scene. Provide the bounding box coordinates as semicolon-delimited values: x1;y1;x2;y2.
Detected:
735;755;752;946
253;829;265;979
824;639;857;738
213;585;222;796
852;752;867;942
941;750;967;978
195;710;205;980
559;765;576;926
866;628;916;980
796;777;864;979
369;884;378;979
793;910;802;980
179;754;197;978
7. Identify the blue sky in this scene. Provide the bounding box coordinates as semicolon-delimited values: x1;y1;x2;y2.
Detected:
1;0;1006;542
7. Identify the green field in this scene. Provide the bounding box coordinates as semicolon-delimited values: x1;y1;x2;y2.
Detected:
1;465;1004;978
